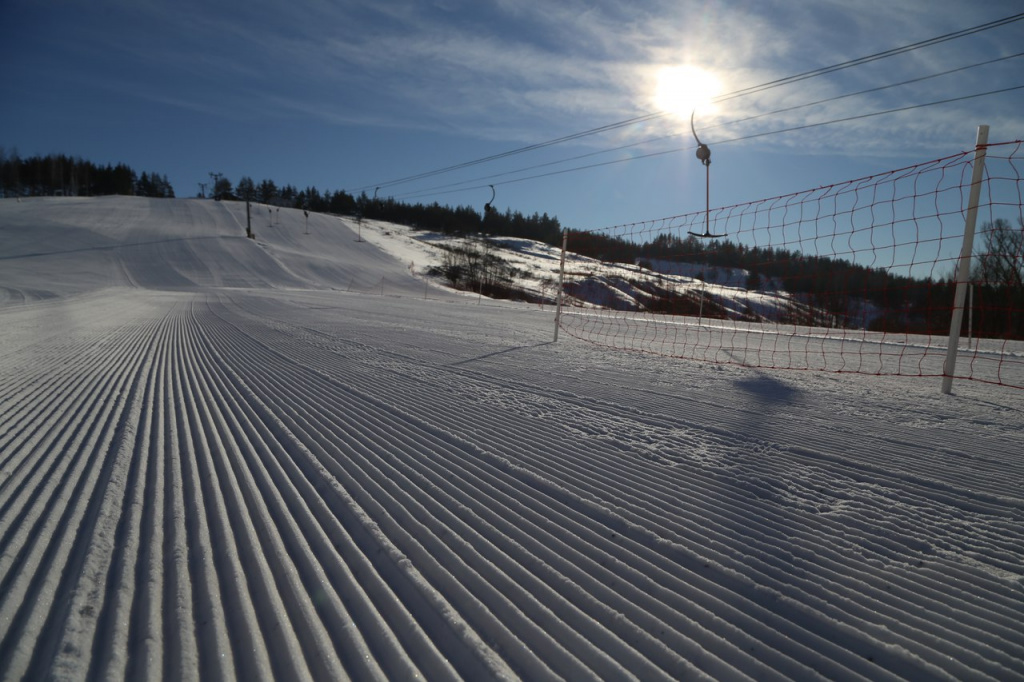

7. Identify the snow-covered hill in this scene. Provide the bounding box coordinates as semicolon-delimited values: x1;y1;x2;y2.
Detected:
353;216;803;324
1;196;1022;681
0;196;450;300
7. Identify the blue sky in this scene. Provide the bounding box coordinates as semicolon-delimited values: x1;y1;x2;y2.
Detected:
2;0;1022;232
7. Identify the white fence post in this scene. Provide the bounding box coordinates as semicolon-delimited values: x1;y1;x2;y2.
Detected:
967;283;974;350
942;125;989;394
554;229;568;342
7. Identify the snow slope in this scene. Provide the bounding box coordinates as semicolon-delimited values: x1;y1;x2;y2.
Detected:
1;197;1022;680
0;196;440;300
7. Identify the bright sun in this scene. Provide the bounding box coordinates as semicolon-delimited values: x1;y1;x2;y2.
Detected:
653;65;722;119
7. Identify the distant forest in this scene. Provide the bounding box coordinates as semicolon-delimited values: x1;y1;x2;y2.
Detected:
0;151;174;198
223;174;564;245
567;227;1023;339
5;150;1018;338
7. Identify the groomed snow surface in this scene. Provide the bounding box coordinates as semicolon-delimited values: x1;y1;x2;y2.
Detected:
1;197;1021;681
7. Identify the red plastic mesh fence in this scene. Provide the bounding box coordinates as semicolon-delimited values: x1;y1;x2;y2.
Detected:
558;140;1024;389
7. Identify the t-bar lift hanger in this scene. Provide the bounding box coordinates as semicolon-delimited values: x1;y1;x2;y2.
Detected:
688;110;726;239
484;184;496;215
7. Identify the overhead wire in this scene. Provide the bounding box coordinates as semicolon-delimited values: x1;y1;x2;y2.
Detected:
705;51;1024;134
711;12;1024;103
355;11;1024;195
394;83;1024;201
353;111;665;193
393;51;1024;201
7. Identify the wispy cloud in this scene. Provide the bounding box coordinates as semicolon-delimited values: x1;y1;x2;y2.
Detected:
47;0;1024;157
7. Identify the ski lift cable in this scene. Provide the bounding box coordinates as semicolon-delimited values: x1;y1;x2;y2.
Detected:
354;12;1023;195
391;51;1024;202
393;83;1024;204
353;112;665;194
714;12;1024;103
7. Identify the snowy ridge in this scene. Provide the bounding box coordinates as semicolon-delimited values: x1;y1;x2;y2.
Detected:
350;216;796;321
1;197;1023;680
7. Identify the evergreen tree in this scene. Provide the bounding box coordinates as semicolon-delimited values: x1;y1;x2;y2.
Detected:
213;175;233;199
112;163;136;195
137;172;154;197
258;179;278;203
237;176;256;201
328;189;357;214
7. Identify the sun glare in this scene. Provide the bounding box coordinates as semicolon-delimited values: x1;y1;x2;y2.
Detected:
653;65;722;119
